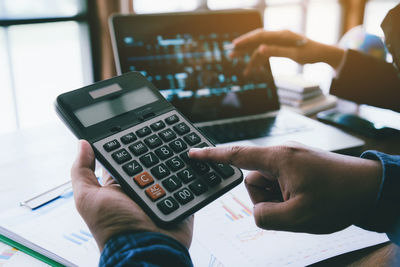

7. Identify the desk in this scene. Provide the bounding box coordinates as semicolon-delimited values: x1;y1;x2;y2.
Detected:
0;118;398;266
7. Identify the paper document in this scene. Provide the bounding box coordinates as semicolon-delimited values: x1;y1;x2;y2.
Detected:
0;242;47;267
0;175;389;267
0;191;99;267
191;182;388;267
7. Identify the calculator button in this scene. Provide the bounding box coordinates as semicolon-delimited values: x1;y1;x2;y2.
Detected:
162;175;182;192
133;171;154;188
191;161;210;175
165;114;179;125
189;180;208;196
155;146;174;160
183;132;201;146
157;197;179;214
166;157;185;172
103;139;120;152
169;138;187;153
120;132;137;144
177;168;196;183
151;163;171;179
203;172;222;186
145;184;166;201
174;188;194;205
144;134;163;149
129;141;149;156
179;151;192;164
196;142;209;148
150;120;166;131
122;160;143;176
139;152;159;168
173;122;190;135
136;126;152;137
158;128;177;142
210;163;235;178
112;149;132;164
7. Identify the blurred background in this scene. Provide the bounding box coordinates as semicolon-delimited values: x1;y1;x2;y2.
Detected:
0;0;398;135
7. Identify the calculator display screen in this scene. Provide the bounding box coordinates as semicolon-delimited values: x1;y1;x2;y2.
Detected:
74;86;159;127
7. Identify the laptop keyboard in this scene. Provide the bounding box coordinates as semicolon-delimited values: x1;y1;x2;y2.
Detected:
199;117;309;144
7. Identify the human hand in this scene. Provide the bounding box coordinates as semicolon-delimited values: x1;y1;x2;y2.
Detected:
189;143;382;234
231;29;345;75
71;140;193;251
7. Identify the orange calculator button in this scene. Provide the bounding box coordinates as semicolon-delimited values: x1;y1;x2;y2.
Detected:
145;184;166;201
134;172;154;188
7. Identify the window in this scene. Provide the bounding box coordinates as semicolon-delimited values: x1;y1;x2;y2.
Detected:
364;0;399;37
0;28;16;133
208;0;259;10
0;0;92;134
133;0;200;14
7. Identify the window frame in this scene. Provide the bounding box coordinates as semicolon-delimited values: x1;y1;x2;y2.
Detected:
0;0;94;130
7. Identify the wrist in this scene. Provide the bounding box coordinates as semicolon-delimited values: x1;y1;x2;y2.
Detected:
321;44;345;71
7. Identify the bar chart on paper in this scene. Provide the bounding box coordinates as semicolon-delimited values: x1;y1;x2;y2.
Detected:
0;242;46;267
0;190;99;266
192;184;389;267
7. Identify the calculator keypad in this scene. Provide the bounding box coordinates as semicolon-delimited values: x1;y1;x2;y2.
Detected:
94;111;241;222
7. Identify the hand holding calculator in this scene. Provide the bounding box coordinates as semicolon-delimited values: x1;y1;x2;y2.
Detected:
55;72;243;225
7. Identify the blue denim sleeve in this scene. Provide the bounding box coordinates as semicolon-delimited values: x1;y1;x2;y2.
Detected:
358;151;400;246
99;232;193;267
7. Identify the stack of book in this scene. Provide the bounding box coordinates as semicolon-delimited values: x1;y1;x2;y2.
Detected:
275;75;337;116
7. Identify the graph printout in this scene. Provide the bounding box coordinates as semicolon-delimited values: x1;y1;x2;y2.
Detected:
0;191;100;266
192;179;389;267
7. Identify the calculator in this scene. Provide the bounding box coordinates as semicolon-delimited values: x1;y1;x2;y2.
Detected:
55;72;243;225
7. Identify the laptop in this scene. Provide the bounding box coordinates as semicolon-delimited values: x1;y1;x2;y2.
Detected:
109;10;364;154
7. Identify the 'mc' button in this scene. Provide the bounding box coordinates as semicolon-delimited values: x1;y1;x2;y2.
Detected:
134;172;154;188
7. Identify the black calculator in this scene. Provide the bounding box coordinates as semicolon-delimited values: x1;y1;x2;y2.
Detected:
55;72;243;225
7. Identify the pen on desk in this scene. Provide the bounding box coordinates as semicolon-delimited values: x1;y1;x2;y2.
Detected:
20;181;72;210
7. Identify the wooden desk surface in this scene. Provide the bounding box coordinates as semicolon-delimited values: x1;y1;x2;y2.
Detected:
310;110;400;266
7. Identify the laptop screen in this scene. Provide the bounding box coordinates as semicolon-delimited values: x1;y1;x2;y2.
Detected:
111;10;280;123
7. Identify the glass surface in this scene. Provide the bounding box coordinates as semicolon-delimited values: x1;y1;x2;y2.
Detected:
133;0;199;14
208;0;259;10
264;5;302;76
303;0;340;92
305;0;340;45
0;28;17;134
75;87;160;127
264;4;302;32
364;0;399;37
9;22;86;129
0;0;83;19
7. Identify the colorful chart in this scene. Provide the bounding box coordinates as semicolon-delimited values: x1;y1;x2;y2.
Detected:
63;229;93;246
0;246;18;266
221;193;253;221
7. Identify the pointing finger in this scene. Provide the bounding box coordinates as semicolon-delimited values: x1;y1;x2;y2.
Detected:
188;146;280;175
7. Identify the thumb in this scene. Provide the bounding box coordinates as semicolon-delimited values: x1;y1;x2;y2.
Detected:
253;200;298;231
71;140;100;196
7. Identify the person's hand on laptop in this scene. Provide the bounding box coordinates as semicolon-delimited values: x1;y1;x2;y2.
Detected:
189;143;382;234
230;29;345;76
70;140;193;251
